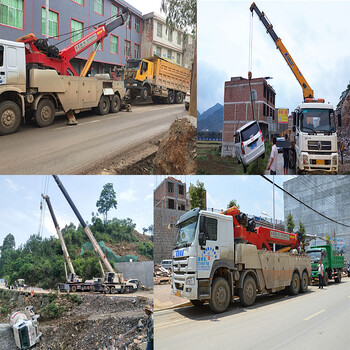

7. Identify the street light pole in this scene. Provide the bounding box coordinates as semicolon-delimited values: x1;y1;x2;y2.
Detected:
45;0;49;39
272;175;275;251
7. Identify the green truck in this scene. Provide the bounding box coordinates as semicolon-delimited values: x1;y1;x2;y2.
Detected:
306;244;344;285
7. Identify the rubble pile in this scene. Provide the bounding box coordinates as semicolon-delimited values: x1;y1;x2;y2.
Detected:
339;91;350;165
153;117;197;174
154;264;171;285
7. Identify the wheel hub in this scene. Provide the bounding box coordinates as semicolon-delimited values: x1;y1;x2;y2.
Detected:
41;106;51;121
1;110;15;127
216;286;227;305
246;284;254;299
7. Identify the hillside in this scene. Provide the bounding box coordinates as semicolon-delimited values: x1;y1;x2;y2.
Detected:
198;103;224;132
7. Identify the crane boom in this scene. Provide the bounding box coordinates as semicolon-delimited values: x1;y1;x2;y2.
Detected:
42;194;76;275
250;2;314;100
52;175;115;273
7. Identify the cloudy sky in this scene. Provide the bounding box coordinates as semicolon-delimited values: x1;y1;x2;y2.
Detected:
125;0;163;15
0;176;154;248
198;0;350;113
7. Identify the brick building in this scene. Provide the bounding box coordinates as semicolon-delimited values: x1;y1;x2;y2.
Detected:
0;0;142;75
154;177;189;264
222;76;276;156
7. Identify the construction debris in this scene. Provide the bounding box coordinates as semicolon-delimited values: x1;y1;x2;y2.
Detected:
154;264;171;285
338;90;350;170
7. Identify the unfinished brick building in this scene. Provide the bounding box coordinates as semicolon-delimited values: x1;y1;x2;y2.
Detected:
154;177;189;263
222;76;276;156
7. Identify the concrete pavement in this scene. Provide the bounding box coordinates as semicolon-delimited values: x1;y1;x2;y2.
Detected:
154;284;191;311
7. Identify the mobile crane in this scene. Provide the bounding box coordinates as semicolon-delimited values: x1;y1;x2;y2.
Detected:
52;175;129;294
0;10;129;135
250;2;339;173
171;206;310;313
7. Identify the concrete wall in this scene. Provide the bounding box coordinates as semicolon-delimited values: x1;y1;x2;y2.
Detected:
115;261;153;287
284;176;350;261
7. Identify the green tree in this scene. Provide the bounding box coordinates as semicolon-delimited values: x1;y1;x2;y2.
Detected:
189;181;206;209
227;200;240;209
286;212;295;233
0;233;15;253
298;221;306;235
96;183;117;223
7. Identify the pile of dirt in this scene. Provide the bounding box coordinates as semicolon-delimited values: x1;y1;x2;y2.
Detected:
153;116;197;174
338;91;350;169
153;265;171;285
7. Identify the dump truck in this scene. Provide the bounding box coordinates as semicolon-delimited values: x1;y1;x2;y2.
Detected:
124;56;191;104
250;2;340;174
0;10;128;135
9;306;42;349
306;244;344;285
171;206;311;313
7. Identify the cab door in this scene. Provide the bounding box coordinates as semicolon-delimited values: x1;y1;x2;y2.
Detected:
0;45;6;85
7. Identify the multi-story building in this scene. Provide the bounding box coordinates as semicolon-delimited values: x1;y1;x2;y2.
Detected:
222;76;275;156
154;177;189;264
141;12;194;69
0;0;142;75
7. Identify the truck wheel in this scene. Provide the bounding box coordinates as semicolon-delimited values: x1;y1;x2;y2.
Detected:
141;87;149;101
0;101;22;135
288;272;300;295
110;286;116;294
97;96;110;115
110;94;121;113
300;271;309;293
335;270;341;283
323;272;329;286
70;285;77;293
167;91;175;104
35;99;55;127
105;286;110;294
190;300;204;307
175;92;184;104
210;277;230;313
239;275;257;307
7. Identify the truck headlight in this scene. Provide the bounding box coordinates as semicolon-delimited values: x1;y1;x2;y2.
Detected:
132;83;137;87
186;277;195;285
303;155;308;164
332;155;337;165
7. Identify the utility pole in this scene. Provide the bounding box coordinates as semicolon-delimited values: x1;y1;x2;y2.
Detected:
272;175;275;251
45;0;49;39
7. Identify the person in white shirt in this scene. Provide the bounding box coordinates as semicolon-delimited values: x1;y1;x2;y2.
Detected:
317;260;324;289
267;137;278;175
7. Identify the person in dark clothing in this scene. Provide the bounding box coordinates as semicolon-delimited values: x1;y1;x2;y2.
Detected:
283;134;289;175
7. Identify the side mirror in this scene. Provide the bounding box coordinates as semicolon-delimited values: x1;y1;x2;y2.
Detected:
292;112;296;126
198;232;206;247
292;125;296;132
199;216;207;246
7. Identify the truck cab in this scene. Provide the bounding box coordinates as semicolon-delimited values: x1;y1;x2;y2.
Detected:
292;101;339;173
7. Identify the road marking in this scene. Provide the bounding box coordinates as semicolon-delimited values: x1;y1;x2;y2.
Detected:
304;309;326;321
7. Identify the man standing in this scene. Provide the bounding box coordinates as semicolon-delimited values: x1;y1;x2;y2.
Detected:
317;259;324;289
144;305;153;350
267;137;278;175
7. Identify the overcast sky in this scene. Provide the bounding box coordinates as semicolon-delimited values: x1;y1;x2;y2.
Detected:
125;0;163;15
0;176;154;248
198;0;350;113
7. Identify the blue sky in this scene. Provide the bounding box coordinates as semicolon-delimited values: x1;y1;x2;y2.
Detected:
0;176;154;248
198;0;350;113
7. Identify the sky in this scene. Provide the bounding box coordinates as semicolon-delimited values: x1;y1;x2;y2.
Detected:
198;0;350;113
0;176;154;248
124;0;163;15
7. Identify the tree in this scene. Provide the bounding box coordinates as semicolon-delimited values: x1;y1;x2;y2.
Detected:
96;183;117;224
227;200;240;209
286;212;295;233
298;221;306;235
189;181;206;210
161;0;197;117
0;233;15;253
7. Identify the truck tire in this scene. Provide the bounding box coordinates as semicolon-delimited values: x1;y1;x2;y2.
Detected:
141;86;149;101
210;277;230;313
239;275;257;307
97;96;110;115
167;91;175;104
190;300;204;307
105;286;110;294
288;272;300;295
110;286;116;294
323;272;328;286
300;271;309;293
110;94;121;113
0;101;22;135
175;92;184;104
335;270;341;283
70;285;77;293
35;99;55;127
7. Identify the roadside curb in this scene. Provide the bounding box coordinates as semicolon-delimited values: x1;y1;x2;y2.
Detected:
155;301;192;312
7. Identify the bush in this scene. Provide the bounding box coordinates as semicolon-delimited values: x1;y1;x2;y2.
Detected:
69;294;82;305
42;301;64;319
1;305;8;314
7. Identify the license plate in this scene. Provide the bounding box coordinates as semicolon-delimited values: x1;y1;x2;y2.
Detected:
176;291;181;297
250;141;257;149
316;159;325;165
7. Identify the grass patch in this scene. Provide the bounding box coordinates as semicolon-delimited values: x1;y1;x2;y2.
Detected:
69;293;83;305
1;305;8;314
42;301;65;319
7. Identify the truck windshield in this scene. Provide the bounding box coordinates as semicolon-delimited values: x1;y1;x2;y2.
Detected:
300;109;335;133
175;216;198;248
306;250;322;262
126;60;141;69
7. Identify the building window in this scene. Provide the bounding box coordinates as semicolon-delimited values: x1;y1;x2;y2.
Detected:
168;199;175;210
263;85;266;98
71;19;83;43
177;32;181;45
111;4;119;18
176;53;180;65
72;0;84;5
41;8;59;38
124;40;131;57
184;34;188;44
94;0;103;15
156;46;161;57
134;43;140;58
167;182;174;193
263;104;266;116
180;204;185;211
111;35;118;54
168;28;173;42
157;22;162;37
207;218;218;241
167;49;172;59
0;0;23;29
135;17;140;33
125;13;131;29
178;185;184;195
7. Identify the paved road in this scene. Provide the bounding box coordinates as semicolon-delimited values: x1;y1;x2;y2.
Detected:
155;279;350;350
0;104;185;174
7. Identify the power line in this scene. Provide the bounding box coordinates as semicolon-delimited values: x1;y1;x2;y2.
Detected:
261;175;350;228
